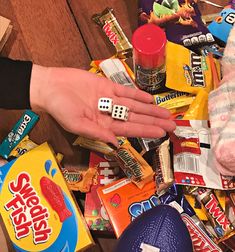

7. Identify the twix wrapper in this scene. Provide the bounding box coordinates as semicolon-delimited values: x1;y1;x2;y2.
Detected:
196;188;235;250
92;8;132;58
113;139;154;189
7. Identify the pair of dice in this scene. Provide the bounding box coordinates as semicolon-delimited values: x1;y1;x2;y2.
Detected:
98;98;129;121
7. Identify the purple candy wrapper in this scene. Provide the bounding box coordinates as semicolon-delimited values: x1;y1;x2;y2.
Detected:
138;0;216;54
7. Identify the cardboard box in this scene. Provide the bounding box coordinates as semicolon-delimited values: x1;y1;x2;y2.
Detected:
0;142;94;251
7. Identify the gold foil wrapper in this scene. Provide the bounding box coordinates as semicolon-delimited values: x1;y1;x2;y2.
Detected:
73;136;115;155
92;7;132;58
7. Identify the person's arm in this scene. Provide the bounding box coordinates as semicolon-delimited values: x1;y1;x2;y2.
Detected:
0;57;176;146
0;57;32;109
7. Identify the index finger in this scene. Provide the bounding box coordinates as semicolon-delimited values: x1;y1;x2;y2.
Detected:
113;83;154;103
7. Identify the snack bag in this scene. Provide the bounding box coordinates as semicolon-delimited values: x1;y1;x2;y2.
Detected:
170;120;235;190
138;0;216;53
183;89;209;120
0;143;94;251
165;41;214;94
97;178;159;237
208;7;235;45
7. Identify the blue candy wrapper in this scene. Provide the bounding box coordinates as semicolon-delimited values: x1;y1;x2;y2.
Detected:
0;110;39;159
159;184;195;217
208;7;235;45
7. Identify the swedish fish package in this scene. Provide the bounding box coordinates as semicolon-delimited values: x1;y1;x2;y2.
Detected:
0;142;94;252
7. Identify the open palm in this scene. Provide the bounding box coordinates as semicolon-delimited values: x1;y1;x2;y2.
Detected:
31;66;176;146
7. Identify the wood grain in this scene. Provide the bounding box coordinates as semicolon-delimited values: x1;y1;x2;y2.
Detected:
0;1;92;250
198;0;229;15
68;0;138;60
0;0;231;251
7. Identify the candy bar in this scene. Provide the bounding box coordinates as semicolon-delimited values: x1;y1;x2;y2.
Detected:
0;110;39;159
113;138;154;189
92;8;132;58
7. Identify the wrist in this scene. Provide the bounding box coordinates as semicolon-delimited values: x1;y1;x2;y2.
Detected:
30;64;51;111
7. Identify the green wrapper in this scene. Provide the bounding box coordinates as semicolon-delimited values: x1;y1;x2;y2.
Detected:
0;110;39;159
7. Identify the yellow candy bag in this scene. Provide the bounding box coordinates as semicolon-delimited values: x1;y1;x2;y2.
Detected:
183;89;209;120
166;42;214;94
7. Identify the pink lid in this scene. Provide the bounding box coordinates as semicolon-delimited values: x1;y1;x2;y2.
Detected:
132;23;167;69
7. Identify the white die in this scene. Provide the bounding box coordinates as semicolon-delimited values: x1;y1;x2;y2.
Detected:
112;105;129;121
98;98;113;113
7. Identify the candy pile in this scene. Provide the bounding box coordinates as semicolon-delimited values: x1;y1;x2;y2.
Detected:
1;1;235;252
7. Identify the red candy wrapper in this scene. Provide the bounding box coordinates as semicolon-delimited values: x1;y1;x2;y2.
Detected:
171;120;235;190
84;152;124;232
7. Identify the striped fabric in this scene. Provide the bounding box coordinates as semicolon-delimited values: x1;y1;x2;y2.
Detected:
208;25;235;176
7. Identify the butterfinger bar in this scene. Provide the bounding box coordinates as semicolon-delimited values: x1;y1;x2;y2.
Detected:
113;139;154;189
92;8;132;58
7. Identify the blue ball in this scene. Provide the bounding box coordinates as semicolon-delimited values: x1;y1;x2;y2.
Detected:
114;205;193;252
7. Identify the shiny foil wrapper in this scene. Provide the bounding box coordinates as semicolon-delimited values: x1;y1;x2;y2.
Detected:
92;7;132;58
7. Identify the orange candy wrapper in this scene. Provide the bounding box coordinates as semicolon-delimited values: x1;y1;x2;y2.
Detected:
97;178;159;237
113;139;154;189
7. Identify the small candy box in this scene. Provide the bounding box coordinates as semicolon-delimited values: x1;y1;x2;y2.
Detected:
0;142;94;252
97;178;159;237
84;151;124;232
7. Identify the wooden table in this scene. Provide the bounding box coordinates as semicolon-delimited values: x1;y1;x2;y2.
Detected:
0;0;228;251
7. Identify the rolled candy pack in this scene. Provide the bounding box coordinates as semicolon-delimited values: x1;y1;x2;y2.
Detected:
99;58;136;88
113;138;154;189
196;188;235;250
92;8;132;58
152;139;174;194
0;110;39;159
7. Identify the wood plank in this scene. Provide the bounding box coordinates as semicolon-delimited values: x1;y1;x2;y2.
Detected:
198;0;229;15
0;0;91;67
68;0;138;60
0;1;91;250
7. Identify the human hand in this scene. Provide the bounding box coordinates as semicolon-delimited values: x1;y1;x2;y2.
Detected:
30;64;176;146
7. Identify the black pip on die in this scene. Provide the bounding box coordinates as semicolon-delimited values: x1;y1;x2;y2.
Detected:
98;97;129;121
112;105;129;121
98;98;113;113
